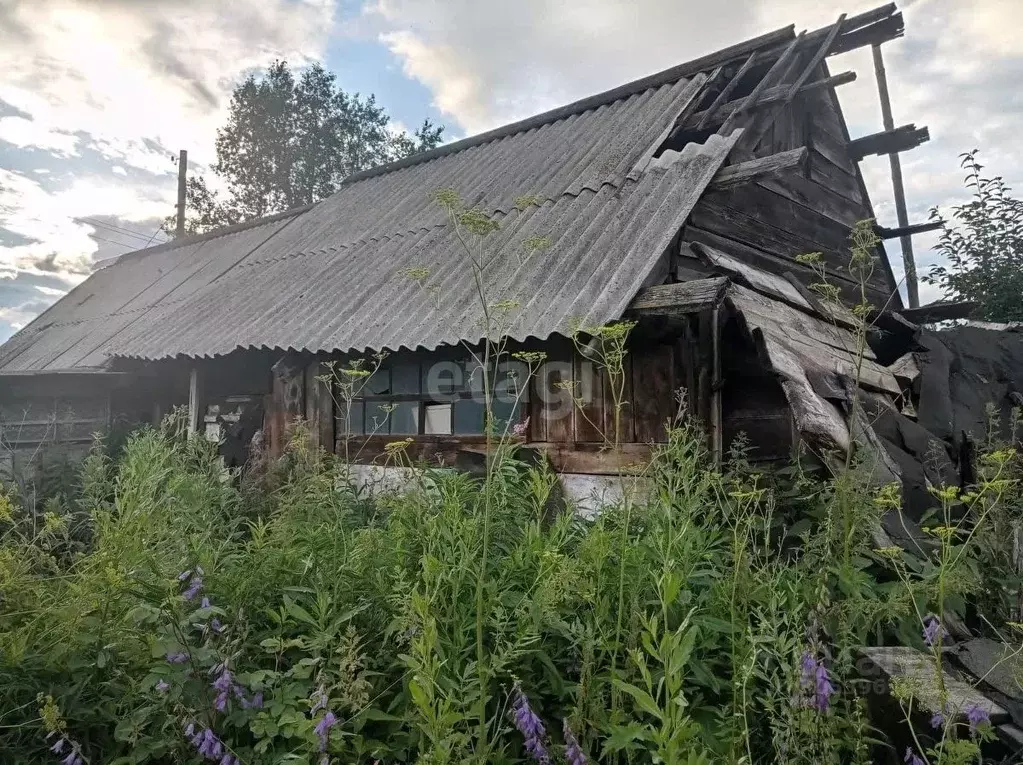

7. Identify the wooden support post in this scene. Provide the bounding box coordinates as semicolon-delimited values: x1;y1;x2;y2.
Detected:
871;43;920;308
710;305;723;464
187;365;201;434
175;150;188;239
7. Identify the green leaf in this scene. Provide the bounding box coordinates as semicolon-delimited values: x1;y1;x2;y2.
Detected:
612;679;662;720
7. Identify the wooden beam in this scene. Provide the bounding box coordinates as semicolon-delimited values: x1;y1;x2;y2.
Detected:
875;220;942;239
721;32;806;135
871;43;919;308
830;13;904;55
188;366;201;434
786;13;847;102
848;123;929;161
686;72;856;130
627;277;730;316
708;147;808;190
896;300;978;324
697;52;758;129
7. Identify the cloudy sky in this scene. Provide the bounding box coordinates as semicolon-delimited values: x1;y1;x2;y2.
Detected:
0;0;1020;341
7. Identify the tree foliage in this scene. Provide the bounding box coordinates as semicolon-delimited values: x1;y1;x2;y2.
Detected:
924;150;1023;322
168;60;443;235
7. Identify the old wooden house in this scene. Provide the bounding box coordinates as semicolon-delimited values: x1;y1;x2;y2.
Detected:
0;3;942;506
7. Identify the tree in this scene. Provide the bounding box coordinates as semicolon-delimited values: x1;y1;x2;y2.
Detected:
168;60;443;235
923;150;1023;322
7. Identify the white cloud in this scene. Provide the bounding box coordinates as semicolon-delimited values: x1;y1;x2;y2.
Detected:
0;168;170;282
0;0;337;170
0;0;339;329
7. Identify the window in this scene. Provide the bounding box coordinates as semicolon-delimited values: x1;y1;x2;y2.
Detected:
334;355;528;436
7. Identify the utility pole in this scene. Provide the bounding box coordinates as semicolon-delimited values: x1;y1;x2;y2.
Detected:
871;44;919;308
175;149;188;238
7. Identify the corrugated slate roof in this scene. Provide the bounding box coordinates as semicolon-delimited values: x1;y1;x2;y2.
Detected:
0;63;740;371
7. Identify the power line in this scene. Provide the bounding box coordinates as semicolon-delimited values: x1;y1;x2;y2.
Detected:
77;217;170;245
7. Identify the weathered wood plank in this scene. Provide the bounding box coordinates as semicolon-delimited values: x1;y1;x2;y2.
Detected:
537;359;574;444
849;124;929;161
858;646;1009;722
527;442;653;475
829;12;904;55
896;300;978;324
603;353;635;445
708;147;808;190
689;198;891;295
632;344;675;443
809;150;864;205
756;172;865;229
695;242;815;313
730;283;875;359
573;352;605;443
304;360;334;454
627;277;729;314
683;226;888;307
755;331;851;455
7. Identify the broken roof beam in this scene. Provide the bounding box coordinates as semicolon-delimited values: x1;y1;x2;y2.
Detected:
875;220;942;239
721;32;806;134
896;300;978;324
685;72;856;130
708;147;808;190
627;277;729;316
786;13;848;101
696;52;759;130
849;124;929;161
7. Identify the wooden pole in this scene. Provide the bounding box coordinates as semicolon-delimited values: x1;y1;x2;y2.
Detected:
871;44;919;308
175;149;188;239
188;366;201;434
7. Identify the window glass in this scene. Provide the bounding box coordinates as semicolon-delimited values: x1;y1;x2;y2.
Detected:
490;398;521;434
424;403;452;435
364;368;390;395
453;398;485;434
423;360;462;398
366;402;393;434
392;364;420;394
389;401;420;435
494;360;529;403
337;401;364;434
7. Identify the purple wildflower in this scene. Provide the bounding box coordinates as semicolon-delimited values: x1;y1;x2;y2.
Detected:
512;683;550;764
965;702;991;732
50;738;66;754
61;753;83;765
177;570;192;582
219;755;235;765
210;617;224;634
166;651;189;664
250;691;264;709
196;727;224;760
798;650;834;711
201;596;211;609
563;720;587;765
904;747;925;765
512;416;530;437
320;756;331;765
930;709;945;729
155;680;169;693
314;710;338;752
183;575;203;601
922;616;947;648
184;722;195;737
212;666;233;711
